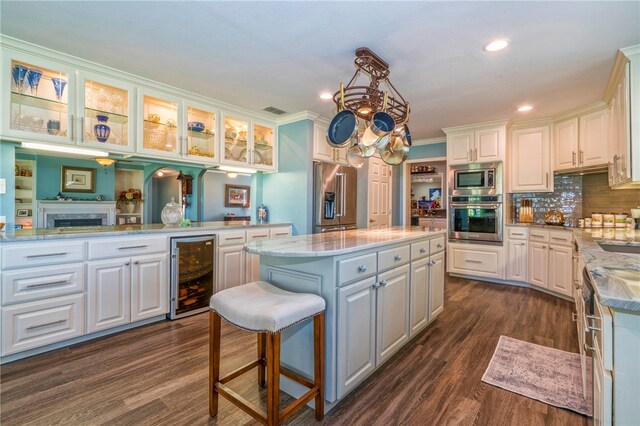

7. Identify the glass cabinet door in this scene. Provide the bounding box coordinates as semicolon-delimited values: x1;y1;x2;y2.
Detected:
140;93;179;156
253;123;275;169
8;58;73;143
185;104;216;162
223;115;249;165
80;76;133;152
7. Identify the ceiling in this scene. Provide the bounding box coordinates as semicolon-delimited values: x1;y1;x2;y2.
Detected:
2;1;638;140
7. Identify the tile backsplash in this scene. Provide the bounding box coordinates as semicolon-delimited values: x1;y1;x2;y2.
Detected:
508;173;640;226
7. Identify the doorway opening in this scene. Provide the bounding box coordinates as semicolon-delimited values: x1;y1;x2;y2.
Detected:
402;158;447;229
149;168;182;224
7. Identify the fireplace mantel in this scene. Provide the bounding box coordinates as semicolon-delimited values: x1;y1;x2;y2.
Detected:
37;201;116;228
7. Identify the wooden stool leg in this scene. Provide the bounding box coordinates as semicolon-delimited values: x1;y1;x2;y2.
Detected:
257;332;266;387
209;311;221;417
314;312;325;420
266;332;281;426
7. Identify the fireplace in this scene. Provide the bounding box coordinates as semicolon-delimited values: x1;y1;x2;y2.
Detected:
37;201;117;228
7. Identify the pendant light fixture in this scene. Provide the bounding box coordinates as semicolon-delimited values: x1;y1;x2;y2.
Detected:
95;157;115;173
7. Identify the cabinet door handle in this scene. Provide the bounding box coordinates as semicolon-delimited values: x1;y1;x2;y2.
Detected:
134;261;139;265
394;255;402;261
579;150;584;165
419;248;427;254
80;117;85;142
572;151;576;166
380;279;387;287
549;247;554;251
468;150;472;161
118;245;147;250
474;148;478;162
26;252;68;258
546;172;549;188
26;280;69;288
357;265;367;273
70;114;75;141
27;319;66;330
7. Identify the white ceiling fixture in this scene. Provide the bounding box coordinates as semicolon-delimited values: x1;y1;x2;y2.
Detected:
319;92;333;100
483;39;509;52
517;105;534;112
2;2;638;139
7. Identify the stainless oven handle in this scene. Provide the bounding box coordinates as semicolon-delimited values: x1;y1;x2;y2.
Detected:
449;203;500;209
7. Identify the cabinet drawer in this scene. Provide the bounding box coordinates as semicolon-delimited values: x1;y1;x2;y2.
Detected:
549;230;572;246
450;245;501;277
217;230;247;247
507;227;529;240
528;229;549;242
1;241;85;270
269;226;292;239
378;245;410;272
338;253;377;285
430;236;446;254
1;294;85;356
2;263;85;305
88;236;167;260
246;228;271;241
411;240;430;260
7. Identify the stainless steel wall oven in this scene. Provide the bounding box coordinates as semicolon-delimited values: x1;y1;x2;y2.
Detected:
449;195;503;242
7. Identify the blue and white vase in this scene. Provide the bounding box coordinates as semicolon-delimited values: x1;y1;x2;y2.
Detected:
94;114;110;143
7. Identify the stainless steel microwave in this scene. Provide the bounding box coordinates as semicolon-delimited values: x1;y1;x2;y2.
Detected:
449;162;502;196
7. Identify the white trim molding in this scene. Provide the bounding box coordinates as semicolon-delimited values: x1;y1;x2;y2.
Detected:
412;137;446;146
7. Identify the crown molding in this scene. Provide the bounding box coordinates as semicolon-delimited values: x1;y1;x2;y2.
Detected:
276;110;326;126
442;118;510;134
553;100;607;122
412;137;446;146
510;116;555;129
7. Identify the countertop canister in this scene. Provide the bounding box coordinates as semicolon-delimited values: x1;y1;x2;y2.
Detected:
603;213;615;228
615;213;627;228
591;213;603;228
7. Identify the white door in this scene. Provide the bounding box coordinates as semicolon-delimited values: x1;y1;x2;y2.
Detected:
548;245;573;297
246;229;271;283
87;259;130;332
475;127;501;162
376;264;410;366
447;132;473;165
507;240;528;282
510;126;551;192
554;118;579;170
409;257;429;337
217;245;245;292
428;251;445;320
368;157;391;229
528;242;548;288
130;254;168;322
336;276;377;399
579;110;609;167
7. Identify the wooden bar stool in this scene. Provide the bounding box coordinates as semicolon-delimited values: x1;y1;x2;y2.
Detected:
209;280;326;426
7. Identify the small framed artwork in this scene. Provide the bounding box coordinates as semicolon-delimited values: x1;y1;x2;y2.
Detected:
16;209;31;217
225;184;250;208
62;166;96;193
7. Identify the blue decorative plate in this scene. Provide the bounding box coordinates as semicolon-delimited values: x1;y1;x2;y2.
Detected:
188;121;205;132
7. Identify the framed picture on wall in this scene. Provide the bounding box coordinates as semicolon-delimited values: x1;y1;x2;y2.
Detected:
16;209;30;217
224;184;250;208
61;166;96;193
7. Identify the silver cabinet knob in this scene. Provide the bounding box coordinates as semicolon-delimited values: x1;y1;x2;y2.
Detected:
380;279;387;287
373;281;380;289
394;255;402;261
369;218;375;223
419;248;427;254
125;262;130;266
357;265;367;273
437;243;443;248
134;261;139;265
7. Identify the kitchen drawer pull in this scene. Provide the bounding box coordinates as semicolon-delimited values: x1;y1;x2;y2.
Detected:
465;259;482;264
253;234;269;238
551;236;567;240
274;233;289;236
118;245;147;250
394;255;402;261
373;281;380;289
26;319;66;330
511;232;524;236
437;243;443;248
26;252;68;258
357;265;367;273
225;237;244;241
419;248;427;254
26;280;69;288
380;279;388;287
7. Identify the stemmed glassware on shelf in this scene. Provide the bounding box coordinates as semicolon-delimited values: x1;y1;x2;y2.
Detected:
26;68;42;95
11;64;28;93
51;77;67;101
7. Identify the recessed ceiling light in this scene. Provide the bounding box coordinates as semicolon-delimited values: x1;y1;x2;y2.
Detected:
319;92;333;100
518;105;533;112
483;39;509;52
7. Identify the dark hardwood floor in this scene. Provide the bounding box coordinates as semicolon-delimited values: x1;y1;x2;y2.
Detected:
0;276;591;425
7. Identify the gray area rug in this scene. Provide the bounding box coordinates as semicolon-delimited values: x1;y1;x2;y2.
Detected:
482;335;592;416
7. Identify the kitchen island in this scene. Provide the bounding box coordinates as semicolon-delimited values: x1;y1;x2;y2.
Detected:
244;226;447;410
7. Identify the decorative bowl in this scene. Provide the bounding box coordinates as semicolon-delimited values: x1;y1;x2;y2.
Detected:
188;121;205;132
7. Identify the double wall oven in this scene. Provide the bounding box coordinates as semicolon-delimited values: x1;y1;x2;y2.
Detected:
448;162;503;243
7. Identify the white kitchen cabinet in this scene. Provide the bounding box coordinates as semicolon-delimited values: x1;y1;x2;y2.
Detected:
593;350;613;426
510;125;552;192
313;122;348;165
376;264;410;366
528;241;548;288
507;240;528;282
448;242;504;279
428;251;445;320
130;254;168;322
445;122;506;165
245;228;271;284
87;259;131;332
554;108;609;171
337;276;377;399
217;245;245;292
137;87;182;160
409;258;429;337
547;245;573;297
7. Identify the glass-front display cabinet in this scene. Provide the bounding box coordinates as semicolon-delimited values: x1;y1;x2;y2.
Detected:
223;114;249;166
184;101;217;163
78;71;135;152
3;53;75;144
137;89;180;158
253;122;275;170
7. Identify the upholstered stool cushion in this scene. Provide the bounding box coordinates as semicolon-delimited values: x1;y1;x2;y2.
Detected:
210;281;326;333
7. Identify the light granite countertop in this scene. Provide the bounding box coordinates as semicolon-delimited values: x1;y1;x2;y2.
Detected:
0;221;291;242
571;228;640;312
506;222;578;229
244;226;446;257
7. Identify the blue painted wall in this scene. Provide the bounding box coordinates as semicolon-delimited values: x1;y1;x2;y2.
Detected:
201;171;254;221
35;155;116;200
393;142;447;225
260;120;313;235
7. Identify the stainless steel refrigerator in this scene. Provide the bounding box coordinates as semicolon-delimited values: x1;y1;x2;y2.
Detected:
313;161;358;233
